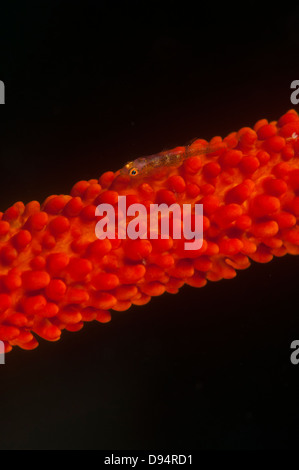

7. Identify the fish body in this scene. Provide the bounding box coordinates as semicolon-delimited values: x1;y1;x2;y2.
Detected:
120;141;226;178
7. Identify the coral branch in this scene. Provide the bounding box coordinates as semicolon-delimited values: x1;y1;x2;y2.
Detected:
1;109;299;353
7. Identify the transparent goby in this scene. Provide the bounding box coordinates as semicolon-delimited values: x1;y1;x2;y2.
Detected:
120;141;227;178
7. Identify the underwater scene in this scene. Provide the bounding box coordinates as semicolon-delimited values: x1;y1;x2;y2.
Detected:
1;1;299;453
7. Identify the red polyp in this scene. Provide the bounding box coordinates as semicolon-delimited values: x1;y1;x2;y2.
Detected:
3;204;22;222
273;212;296;229
186;183;200;198
87;239;112;259
288;169;299;190
124;239;152;261
250;195;280;218
257;124;277;140
47;253;70;275
22;271;50;291
0;221;10;236
263;178;288;197
281;146;294;161
239;156;260;174
4;272;22;291
1;246;18;265
238;127;257;149
167;175;186;193
91;273;119;291
156;189;177;205
214;204;243;228
203;162;221;179
67;258;92;281
49;216;70;236
183;156;202;174
0;294;12;312
279;121;299;138
13;230;32;250
28;212;48;231
256;150;270;166
34;319;61;342
45;279;67;301
250;221;279;238
7;313;28;327
40;302;59;318
91;292;117;310
290;195;299;216
70;180;90;197
277;111;299;127
79;204;98;221
66;287;89;304
63;197;84;217
96;190;119;205
0;325;20;341
44;196;68;214
218;238;244;256
225;182;251;205
219;150;242;169
2;109;299;353
200;195;220;215
264;135;286;153
118;265;146;284
83;184;102;201
23;295;47;315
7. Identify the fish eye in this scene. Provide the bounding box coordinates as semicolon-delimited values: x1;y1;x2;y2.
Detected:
129;167;139;176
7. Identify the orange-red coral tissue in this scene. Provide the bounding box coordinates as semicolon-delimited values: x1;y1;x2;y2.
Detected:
1;109;299;353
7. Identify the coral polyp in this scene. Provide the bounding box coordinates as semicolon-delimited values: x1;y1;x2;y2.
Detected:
1;109;299;354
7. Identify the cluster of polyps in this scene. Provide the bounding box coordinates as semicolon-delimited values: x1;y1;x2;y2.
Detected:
0;109;299;354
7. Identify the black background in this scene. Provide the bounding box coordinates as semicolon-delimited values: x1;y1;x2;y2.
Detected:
1;1;299;450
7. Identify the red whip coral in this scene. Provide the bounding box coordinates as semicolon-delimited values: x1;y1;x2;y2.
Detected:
1;109;299;354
